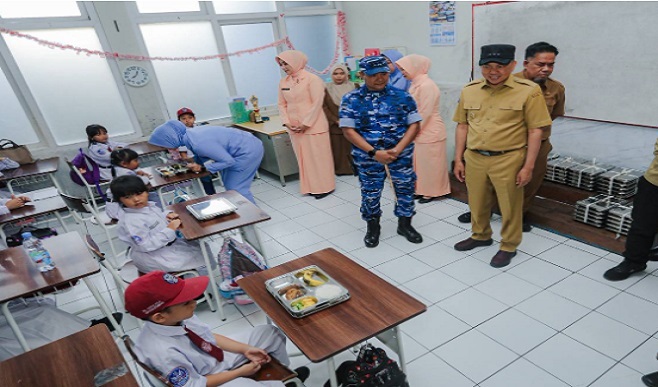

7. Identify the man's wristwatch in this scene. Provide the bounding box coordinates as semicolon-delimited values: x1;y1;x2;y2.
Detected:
367;149;377;157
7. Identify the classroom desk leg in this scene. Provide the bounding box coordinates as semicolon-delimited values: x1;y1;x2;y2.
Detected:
48;173;64;193
272;138;287;187
83;277;125;336
326;356;339;387
376;326;407;374
195;178;205;197
240;225;269;266
53;211;70;233
157;188;166;208
1;302;30;352
200;238;225;320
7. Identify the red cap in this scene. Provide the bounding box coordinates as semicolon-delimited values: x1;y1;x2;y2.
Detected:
177;107;195;119
125;271;209;319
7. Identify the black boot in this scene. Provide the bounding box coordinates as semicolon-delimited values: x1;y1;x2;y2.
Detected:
397;217;422;243
364;218;381;248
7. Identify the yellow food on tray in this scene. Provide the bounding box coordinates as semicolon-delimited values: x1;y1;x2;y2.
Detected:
295;268;325;287
290;296;317;311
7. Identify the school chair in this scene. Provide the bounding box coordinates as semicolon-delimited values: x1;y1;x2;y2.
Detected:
122;334;305;387
59;193;126;267
64;157;111;215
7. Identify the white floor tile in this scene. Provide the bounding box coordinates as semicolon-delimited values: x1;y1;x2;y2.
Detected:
438;288;509;327
383;233;438;254
479;358;569;387
517;232;561;256
536;243;602;272
409;242;468;269
282;202;319;219
407;353;476;387
416;220;468;242
564;311;649;360
474;273;543;306
620;336;658;374
421;202;464;220
261;239;290;258
404;269;469;304
589;363;645;387
260;219;306;239
349;241;406;266
515;291;591;331
400;305;471;350
477;308;556;355
597;292;658;335
626;275;658;305
265;194;305;209
276;229;325;251
564;238;611;257
525;333;616;387
310;219;357;240
579;257;646;290
548;273;620;309
441;257;501;286
507;257;572;289
433;329;518;383
373;255;434;283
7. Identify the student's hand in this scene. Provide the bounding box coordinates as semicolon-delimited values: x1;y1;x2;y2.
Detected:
136;170;152;178
516;167;533;187
166;212;179;221
5;195;28;210
244;347;271;365
453;161;466;182
187;163;202;173
167;219;181;230
236;361;262;377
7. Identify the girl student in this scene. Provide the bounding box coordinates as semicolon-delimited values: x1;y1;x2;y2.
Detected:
105;148;159;219
86;124;127;181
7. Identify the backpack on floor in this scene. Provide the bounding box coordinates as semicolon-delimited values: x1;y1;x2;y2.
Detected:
325;344;409;387
69;148;107;201
217;237;268;304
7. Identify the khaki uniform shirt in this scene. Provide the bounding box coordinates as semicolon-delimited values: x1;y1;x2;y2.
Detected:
514;71;566;139
453;76;552;152
645;138;658;186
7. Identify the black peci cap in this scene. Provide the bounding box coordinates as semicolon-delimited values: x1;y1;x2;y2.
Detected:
479;44;516;65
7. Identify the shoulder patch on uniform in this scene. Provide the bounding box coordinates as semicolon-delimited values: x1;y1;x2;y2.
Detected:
168;367;190;387
97;149;106;155
131;235;143;244
512;78;537;87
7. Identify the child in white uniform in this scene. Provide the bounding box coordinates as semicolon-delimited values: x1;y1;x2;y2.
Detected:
125;271;307;387
112;175;206;274
105;148;158;220
86;124;127;181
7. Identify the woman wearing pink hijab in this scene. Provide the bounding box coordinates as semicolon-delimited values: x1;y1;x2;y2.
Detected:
395;54;450;203
276;50;335;199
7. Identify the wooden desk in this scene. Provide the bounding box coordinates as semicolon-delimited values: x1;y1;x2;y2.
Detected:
142;165;211;206
0;187;69;246
233;115;298;186
238;248;426;386
168;190;271;319
129;140;166;156
0;232;124;351
0;325;139;386
0;157;62;194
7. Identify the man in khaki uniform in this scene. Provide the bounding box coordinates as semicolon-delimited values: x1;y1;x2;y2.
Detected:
452;44;552;268
457;42;565;232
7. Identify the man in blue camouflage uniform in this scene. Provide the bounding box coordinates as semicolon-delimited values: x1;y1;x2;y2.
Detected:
339;56;423;248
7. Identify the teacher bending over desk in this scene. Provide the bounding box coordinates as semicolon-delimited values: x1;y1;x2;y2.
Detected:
149;120;264;204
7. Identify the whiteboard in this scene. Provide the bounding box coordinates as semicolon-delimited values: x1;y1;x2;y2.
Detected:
473;1;658;128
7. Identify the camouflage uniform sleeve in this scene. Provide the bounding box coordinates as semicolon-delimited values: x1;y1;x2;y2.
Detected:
339;92;357;128
404;94;422;125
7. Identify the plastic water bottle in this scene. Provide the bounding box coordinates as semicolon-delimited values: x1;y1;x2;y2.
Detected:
22;232;55;272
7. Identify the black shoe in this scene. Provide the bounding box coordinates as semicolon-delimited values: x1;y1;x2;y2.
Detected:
313;191;333;200
418;196;439;204
603;261;647;281
649;247;658;261
364;218;381;248
397;217;422;243
454;237;494;251
522;219;533;232
642;371;658;387
490;250;517;268
90;312;123;332
413;194;423;200
292;366;310;383
457;212;471;223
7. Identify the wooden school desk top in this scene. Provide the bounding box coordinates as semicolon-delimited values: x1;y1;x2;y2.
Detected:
238;248;427;362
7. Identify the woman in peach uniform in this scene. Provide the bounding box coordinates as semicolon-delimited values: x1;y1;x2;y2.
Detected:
395;54;450;203
276;50;335;199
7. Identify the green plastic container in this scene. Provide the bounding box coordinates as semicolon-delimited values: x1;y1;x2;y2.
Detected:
229;101;249;124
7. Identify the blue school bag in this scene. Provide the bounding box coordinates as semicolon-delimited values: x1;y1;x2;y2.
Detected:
69;148;108;201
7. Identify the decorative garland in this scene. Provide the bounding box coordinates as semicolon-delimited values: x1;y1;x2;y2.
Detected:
0;11;352;75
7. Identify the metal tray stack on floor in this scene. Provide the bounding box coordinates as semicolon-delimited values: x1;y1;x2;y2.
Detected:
605;205;633;237
573;194;629;228
566;160;614;191
595;167;644;199
546;156;586;184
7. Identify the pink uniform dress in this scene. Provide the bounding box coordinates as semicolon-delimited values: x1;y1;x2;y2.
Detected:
396;54;450;198
276;50;335;196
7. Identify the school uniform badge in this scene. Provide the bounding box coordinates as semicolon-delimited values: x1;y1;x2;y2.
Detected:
131;235;143;244
168;367;190;386
163;273;179;284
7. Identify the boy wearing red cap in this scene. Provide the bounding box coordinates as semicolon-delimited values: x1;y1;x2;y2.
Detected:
125;271;307;387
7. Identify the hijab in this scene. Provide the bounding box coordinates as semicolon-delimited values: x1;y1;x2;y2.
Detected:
326;63;354;105
395;54;431;93
149;120;188;149
275;50;308;80
381;49;411;91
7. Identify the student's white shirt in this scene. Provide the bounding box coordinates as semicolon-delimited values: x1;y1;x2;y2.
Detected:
88;140;127;181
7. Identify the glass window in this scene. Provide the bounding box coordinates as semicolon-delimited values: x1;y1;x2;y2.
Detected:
4;28;134;145
222;23;280;107
285;15;336;74
135;0;200;14
284;1;329;8
213;1;276;14
140;22;232;120
0;69;39;145
0;1;80;18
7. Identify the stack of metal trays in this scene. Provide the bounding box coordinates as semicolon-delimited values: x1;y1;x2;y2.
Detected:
595;167;644;198
547;151;561;161
546;157;585;184
573;194;627;228
605;205;633;236
566;160;613;191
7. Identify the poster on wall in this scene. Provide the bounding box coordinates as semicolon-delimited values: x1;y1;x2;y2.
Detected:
429;1;456;46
